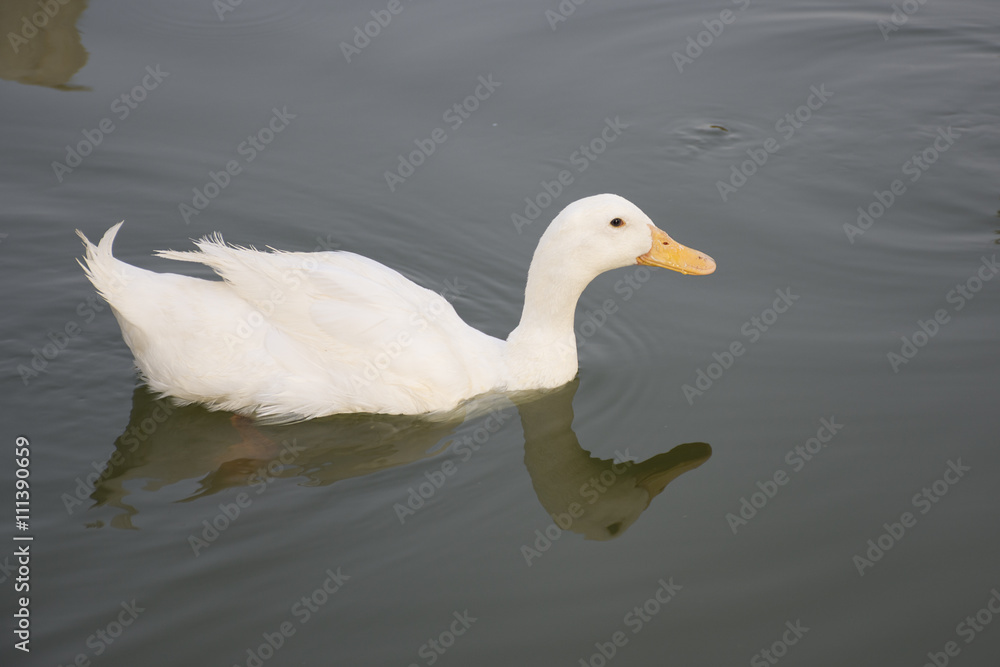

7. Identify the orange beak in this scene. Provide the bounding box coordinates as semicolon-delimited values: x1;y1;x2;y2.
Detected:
637;225;716;276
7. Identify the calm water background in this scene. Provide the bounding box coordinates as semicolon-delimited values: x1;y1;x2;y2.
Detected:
2;0;999;665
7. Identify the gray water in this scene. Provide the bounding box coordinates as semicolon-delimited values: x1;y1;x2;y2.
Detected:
2;0;999;665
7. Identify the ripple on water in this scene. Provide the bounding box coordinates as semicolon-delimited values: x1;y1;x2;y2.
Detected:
118;0;315;40
657;120;740;159
575;293;672;422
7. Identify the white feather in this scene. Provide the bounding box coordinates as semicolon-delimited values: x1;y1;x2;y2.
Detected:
77;194;713;421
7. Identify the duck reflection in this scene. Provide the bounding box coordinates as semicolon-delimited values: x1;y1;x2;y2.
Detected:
88;387;468;529
88;382;710;536
0;0;89;90
518;380;711;540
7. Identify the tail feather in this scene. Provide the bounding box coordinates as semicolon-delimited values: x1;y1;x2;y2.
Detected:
154;234;281;292
153;232;229;264
76;221;133;302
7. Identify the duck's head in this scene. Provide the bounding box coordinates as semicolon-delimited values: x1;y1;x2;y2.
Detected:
536;194;716;280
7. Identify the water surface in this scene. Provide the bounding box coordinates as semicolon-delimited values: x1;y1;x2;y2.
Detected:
1;0;999;665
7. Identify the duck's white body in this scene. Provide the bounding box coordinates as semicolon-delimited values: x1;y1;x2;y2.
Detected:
78;194;714;421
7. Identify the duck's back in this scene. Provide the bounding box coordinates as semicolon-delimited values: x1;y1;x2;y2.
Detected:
79;224;506;420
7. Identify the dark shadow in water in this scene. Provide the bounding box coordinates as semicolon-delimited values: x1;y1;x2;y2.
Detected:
86;387;465;529
86;383;710;537
518;379;711;540
0;0;89;90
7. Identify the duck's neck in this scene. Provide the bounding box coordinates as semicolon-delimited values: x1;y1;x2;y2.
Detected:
504;257;591;390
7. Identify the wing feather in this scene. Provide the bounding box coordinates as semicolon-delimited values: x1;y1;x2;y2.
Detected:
154;235;502;416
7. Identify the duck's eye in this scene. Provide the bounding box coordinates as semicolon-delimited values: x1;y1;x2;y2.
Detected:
610;218;624;228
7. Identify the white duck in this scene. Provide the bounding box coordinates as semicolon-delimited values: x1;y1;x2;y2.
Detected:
78;194;715;421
